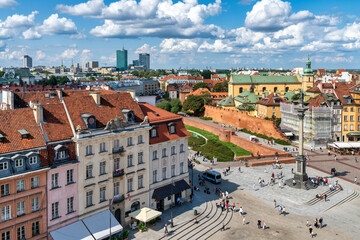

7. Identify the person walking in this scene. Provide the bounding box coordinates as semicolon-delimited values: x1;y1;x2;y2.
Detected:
319;217;323;228
242;215;246;225
355;176;357;185
239;206;243;216
309;225;313;238
164;224;168;235
257;220;262;229
274;200;277;208
324;194;327;201
262;220;266;230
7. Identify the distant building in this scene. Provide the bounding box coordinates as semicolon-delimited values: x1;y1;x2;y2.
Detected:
89;61;99;69
24;55;32;68
139;53;150;72
116;49;128;71
1;68;35;85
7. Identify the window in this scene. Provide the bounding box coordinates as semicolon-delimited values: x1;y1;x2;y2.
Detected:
337;117;341;123
100;162;106;175
127;155;133;167
127;178;133;192
337;109;341;114
100;142;106;152
67;169;74;184
1;205;11;221
86;165;93;179
151;128;157;138
0;162;8;170
153;150;158;160
86;191;93;207
180;144;184;153
272;106;276;110
138;135;143;144
29;156;37;164
31;176;39;189
351;107;354;112
350;116;354;121
17;226;25;240
31;197;39;212
15;159;23;167
17;180;25;192
32;221;40;237
344;124;348;131
170;125;176;134
86;145;93;155
180;162;184;174
138;175;144;189
114;139;120;149
2;231;10;240
345;107;348;112
350;124;354;131
114;158;120;171
344;116;348;122
162;167;167;180
153;170;157;183
171;165;176;177
57;151;66;159
171;146;176;155
1;184;10;197
138;152;143;164
127;137;133;146
52;202;59;219
100;186;106;202
51;173;59;188
162;148;167;157
16;201;25;217
114;182;120;196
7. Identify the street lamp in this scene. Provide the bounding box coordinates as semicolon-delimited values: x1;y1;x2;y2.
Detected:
170;178;175;227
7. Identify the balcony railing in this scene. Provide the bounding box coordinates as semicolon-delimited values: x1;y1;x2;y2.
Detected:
113;194;125;204
112;146;125;154
113;168;125;178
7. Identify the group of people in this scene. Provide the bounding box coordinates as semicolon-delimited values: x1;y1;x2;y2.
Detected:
307;217;324;238
310;176;329;186
223;166;231;176
257;219;267;229
315;193;328;201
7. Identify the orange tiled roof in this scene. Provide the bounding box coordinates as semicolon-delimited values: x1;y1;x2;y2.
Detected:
15;91;60;107
64;92;144;129
307;86;321;93
42;103;73;142
139;103;181;124
0;108;46;153
322;83;333;88
257;93;286;106
307;95;328;109
188;88;228;99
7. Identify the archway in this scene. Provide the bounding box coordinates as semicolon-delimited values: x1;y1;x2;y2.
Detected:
115;209;121;224
131;201;140;212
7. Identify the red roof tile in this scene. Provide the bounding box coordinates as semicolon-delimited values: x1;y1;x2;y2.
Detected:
0;108;45;153
307;86;321;93
307;95;328;109
139;103;181;124
257;93;286;105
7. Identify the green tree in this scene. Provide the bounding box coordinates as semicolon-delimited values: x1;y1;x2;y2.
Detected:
0;71;4;77
200;70;212;79
89;76;96;81
182;93;211;116
193;82;209;90
132;70;139;77
212;81;228;92
156;100;171;112
170;98;182;113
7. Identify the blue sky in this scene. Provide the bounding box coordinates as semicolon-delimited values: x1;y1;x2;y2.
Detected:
0;0;359;69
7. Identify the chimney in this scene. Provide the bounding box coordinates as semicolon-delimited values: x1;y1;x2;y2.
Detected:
89;91;101;105
31;103;44;125
127;90;135;100
56;89;63;102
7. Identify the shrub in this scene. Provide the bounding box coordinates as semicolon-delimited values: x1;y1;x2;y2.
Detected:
139;222;147;232
199;116;213;120
121;230;130;239
149;219;156;225
188;135;206;147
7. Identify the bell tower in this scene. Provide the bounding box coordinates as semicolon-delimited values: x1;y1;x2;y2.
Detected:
302;56;314;90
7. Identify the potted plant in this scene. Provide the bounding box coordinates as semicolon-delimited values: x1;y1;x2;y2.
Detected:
121;230;129;240
138;222;147;232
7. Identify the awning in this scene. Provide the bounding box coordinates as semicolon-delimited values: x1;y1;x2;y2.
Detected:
129;207;162;223
332;142;360;149
152;179;190;201
50;210;122;240
346;132;360;137
284;132;293;137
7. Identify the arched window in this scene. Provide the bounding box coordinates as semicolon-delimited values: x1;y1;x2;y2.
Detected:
262;87;266;92
285;87;289;92
239;87;243;93
274;87;278;92
131;201;140;212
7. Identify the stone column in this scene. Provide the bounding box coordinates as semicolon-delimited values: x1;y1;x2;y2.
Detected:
294;105;308;182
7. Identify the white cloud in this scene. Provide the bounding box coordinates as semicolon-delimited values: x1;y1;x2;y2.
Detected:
135;43;158;54
100;54;116;65
22;28;41;39
0;40;5;50
300;41;335;52
61;48;79;59
80;49;92;63
325;22;360;42
159;38;198;53
198;40;233;52
0;11;38;39
39;14;78;35
8;48;26;60
0;0;18;8
56;0;104;16
70;32;87;39
35;50;46;61
318;55;354;63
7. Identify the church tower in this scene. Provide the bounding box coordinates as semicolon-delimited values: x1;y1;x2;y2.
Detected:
302;56;314;90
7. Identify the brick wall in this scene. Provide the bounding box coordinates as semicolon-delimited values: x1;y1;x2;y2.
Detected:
204;106;288;141
183;117;291;159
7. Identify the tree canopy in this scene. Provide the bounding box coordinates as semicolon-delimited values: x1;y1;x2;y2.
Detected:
212;81;228;92
182;92;211;116
200;70;212;79
193;82;209;90
156;98;182;114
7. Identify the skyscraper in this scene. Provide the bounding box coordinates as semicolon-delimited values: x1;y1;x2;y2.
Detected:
23;55;32;68
116;49;128;71
139;53;150;72
89;61;99;68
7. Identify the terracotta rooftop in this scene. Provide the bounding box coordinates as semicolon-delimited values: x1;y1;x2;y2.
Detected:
257;93;286;105
188;88;228;99
64;92;144;130
307;86;321;93
0;108;46;154
42;103;73;142
139;103;181;124
307;95;328;109
15;91;60;107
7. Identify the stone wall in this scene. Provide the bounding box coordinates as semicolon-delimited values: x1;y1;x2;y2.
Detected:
204;106;288;141
183;117;291;158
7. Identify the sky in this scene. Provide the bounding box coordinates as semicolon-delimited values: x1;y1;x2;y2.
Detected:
0;0;359;70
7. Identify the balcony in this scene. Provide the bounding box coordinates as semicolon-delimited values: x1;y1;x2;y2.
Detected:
113;168;125;178
112;146;125;155
113;194;125;204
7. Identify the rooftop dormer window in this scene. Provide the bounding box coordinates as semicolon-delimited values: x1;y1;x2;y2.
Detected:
15;159;23;167
0;133;4;142
121;109;135;124
168;122;176;134
81;113;97;129
0;162;8;170
54;144;69;161
18;129;29;139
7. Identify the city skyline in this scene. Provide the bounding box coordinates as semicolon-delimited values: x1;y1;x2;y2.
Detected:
0;0;360;69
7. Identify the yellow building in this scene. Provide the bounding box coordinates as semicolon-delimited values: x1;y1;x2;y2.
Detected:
342;85;360;141
257;93;286;119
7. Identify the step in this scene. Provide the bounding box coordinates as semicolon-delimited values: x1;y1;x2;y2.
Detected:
200;209;234;240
